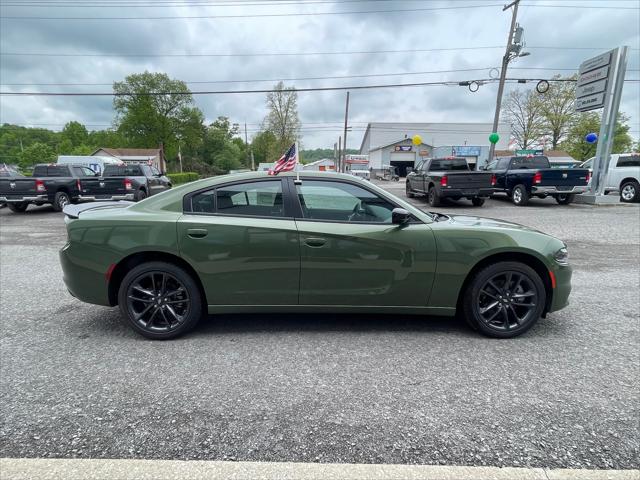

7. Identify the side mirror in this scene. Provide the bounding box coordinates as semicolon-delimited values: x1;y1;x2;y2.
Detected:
392;207;411;225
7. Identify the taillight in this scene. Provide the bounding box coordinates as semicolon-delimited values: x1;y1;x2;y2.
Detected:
491;174;497;186
586;171;591;183
440;175;448;187
533;172;542;184
35;179;46;192
76;179;82;191
124;178;133;190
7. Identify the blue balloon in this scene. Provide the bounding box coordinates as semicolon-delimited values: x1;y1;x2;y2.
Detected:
585;133;598;144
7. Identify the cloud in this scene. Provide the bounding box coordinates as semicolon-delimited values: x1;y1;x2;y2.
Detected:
1;0;638;148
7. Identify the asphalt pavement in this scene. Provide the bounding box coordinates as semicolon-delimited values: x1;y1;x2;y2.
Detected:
0;188;638;471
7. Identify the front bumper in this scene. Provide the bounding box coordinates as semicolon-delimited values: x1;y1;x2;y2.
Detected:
532;186;587;195
0;194;48;203
548;264;572;313
77;194;135;202
440;187;494;198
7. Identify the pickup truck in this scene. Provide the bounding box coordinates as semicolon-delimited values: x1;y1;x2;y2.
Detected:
80;163;171;202
0;163;100;212
406;157;495;207
580;153;640;203
485;155;590;206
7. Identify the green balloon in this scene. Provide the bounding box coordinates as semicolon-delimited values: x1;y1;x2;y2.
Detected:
489;133;500;144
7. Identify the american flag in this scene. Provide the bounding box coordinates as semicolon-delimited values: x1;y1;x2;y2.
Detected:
268;143;298;175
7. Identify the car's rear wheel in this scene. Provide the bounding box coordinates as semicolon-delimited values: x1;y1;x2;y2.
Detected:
53;191;70;212
428;186;441;207
511;184;529;206
7;202;28;213
462;261;545;338
471;197;485;207
118;261;202;340
620;180;639;203
135;188;147;201
555;193;575;205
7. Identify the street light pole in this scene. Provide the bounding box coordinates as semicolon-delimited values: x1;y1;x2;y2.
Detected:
488;0;521;162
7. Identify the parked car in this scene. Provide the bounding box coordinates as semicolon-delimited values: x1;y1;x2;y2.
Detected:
60;171;572;340
486;155;590;206
406;157;494;207
0;163;99;212
579;153;640;203
80;163;172;201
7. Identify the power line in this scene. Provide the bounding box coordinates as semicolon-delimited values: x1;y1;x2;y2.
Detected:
4;45;637;58
0;0;431;6
3;77;638;97
0;4;506;20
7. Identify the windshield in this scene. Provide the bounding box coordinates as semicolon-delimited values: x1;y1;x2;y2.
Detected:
350;164;368;170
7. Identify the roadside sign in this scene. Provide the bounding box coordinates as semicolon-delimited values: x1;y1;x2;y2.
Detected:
515;149;543;155
575;92;606;112
578;51;612;75
394;145;412;152
577;65;609;87
576;78;608;98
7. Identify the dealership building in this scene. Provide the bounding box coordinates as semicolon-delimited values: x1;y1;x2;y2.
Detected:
359;122;511;175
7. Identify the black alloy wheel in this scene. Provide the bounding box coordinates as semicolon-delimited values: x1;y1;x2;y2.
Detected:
135;189;147;201
118;261;202;339
463;261;545;338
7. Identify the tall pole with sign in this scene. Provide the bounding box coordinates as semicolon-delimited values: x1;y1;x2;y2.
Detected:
575;47;628;204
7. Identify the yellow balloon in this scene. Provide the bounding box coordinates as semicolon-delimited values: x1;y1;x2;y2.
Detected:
412;134;422;146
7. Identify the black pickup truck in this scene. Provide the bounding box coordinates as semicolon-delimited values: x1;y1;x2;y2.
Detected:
0;163;171;213
80;164;171;202
485;155;590;206
406;157;495;207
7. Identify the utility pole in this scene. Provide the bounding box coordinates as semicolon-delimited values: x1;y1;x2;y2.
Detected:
488;0;525;162
338;136;342;173
342;92;350;173
333;142;338;171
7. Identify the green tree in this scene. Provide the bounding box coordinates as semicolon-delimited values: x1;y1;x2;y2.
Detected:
61;121;89;147
113;72;205;158
561;112;633;161
263;81;301;157
537;75;577;149
19;142;56;168
201;116;245;171
251;130;277;164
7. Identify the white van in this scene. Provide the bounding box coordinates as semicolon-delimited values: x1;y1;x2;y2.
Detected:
57;155;123;176
580;153;640;202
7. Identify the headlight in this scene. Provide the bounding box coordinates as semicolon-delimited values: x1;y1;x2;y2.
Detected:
554;247;569;265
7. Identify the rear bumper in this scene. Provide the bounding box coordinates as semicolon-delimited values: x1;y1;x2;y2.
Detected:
0;194;48;203
532;186;587;195
77;194;135;202
440;187;494;198
59;243;112;306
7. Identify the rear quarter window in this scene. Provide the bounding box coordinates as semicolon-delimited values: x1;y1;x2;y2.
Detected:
616;155;640;168
103;165;143;176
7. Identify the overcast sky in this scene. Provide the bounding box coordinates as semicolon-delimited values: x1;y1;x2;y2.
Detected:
0;0;638;150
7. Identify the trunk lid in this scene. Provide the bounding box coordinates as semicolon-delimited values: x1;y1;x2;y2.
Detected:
535;168;590;188
445;171;493;188
0;178;39;197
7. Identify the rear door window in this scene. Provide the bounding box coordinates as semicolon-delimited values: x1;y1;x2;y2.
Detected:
616;155;640;167
46;165;69;176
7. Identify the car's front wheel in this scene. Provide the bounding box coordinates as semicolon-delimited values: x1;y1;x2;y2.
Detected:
462;261;545;338
620;180;639;203
405;182;414;198
118;261;203;340
471;197;485;207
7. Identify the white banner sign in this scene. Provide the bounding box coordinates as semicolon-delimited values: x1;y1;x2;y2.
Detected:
576;78;608;98
575;92;606;112
578;51;612;75
577;65;609;87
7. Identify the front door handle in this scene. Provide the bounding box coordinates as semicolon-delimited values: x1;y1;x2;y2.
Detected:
187;228;208;239
304;237;326;247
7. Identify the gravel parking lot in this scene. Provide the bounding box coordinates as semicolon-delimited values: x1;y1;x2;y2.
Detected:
1;186;639;470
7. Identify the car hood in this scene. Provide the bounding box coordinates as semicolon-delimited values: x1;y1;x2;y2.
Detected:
445;214;547;235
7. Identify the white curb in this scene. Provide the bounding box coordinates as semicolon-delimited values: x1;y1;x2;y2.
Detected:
1;458;638;480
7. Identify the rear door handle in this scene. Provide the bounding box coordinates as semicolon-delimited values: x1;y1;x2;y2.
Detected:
187;228;208;239
304;237;326;247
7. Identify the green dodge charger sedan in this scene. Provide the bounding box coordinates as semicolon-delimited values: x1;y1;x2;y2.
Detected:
60;171;572;340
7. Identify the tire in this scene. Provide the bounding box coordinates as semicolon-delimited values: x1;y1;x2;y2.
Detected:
471;197;486;207
7;202;28;213
462;261;546;339
555;193;576;205
52;191;70;212
118;261;203;340
405;182;415;198
428;186;442;207
135;188;147;202
620;180;639;203
511;184;529;206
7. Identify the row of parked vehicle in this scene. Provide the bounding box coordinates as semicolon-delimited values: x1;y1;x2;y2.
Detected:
0;162;172;213
406;153;640;206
